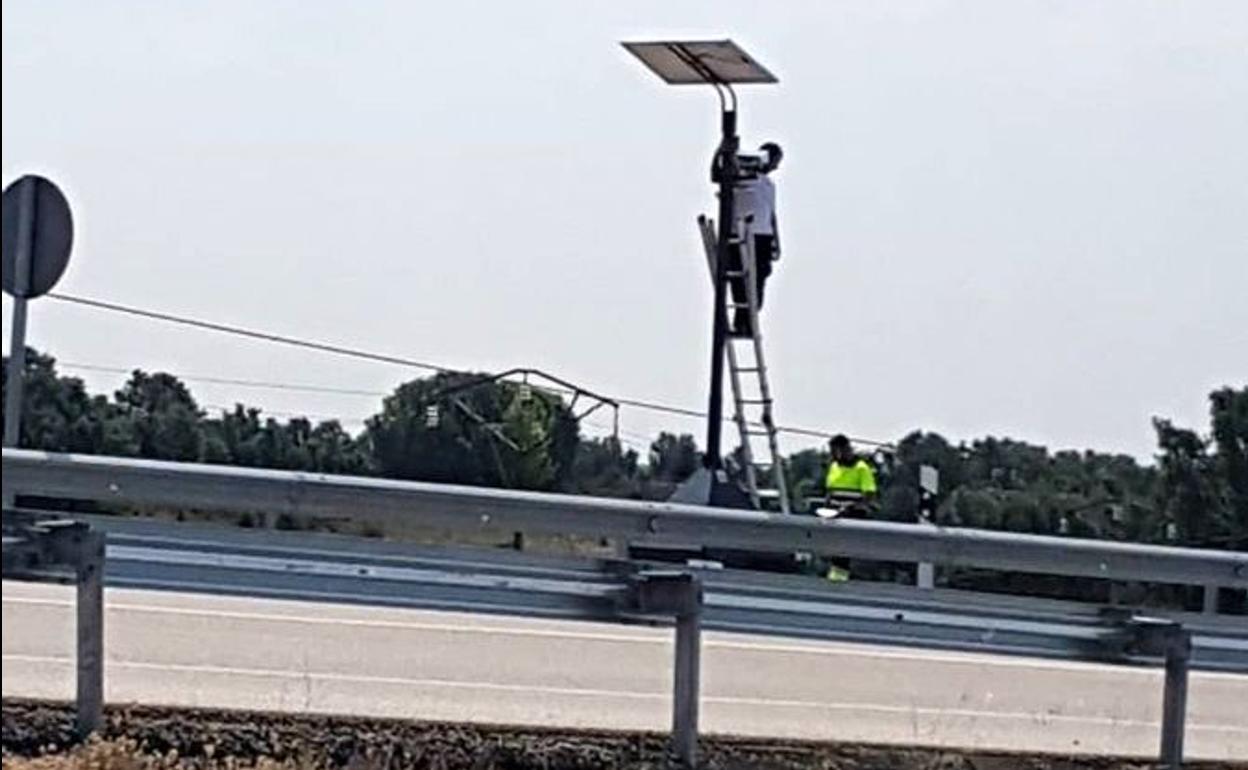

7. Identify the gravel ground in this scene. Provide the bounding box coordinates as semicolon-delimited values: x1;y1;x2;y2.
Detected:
4;700;1243;770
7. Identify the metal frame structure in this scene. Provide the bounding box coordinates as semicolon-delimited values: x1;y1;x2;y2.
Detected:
421;367;621;440
5;449;1247;767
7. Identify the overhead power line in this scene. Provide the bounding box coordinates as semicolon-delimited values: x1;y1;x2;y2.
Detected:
46;291;890;449
60;362;387;399
49;293;448;373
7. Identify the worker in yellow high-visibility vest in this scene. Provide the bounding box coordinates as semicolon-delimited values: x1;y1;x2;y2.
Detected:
822;434;878;582
825;434;878;502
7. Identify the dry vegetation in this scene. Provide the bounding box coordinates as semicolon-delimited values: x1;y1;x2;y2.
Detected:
8;700;1246;770
3;738;299;770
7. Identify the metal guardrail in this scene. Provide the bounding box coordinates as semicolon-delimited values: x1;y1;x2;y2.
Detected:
2;510;705;761
4;449;1247;768
9;515;1242;769
79;514;1248;672
5;449;1246;589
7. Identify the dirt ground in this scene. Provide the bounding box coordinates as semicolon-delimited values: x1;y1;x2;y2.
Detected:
5;700;1243;770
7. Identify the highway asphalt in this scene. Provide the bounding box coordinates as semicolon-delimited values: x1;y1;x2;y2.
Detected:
4;580;1247;761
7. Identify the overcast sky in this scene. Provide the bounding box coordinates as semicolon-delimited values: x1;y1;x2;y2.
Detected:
3;1;1246;461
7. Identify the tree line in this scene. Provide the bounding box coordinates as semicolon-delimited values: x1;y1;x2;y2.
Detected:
3;348;1244;557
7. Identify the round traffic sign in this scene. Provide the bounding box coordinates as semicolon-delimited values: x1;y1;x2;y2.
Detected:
2;175;74;299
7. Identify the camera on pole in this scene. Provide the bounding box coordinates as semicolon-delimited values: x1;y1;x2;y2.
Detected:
624;40;779;509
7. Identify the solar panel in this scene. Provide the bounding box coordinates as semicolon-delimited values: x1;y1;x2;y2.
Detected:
622;40;777;85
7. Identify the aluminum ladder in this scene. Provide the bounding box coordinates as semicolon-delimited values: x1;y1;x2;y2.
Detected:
698;215;791;514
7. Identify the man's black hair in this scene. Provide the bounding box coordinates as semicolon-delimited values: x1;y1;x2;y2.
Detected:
829;434;851;450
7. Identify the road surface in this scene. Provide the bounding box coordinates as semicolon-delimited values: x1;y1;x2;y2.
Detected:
4;581;1246;761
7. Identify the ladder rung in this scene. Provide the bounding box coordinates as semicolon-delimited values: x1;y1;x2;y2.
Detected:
739;398;771;405
735;366;761;373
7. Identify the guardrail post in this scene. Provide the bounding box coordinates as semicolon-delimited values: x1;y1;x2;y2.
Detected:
4;517;107;737
916;562;935;589
914;521;936;589
630;570;704;768
673;597;702;767
1159;626;1191;769
1202;583;1218;615
1118;616;1191;769
75;529;105;737
916;466;938;589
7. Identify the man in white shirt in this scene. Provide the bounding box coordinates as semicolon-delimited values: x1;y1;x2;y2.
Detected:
729;142;783;336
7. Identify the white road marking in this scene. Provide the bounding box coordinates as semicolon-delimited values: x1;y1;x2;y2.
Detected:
9;653;1247;735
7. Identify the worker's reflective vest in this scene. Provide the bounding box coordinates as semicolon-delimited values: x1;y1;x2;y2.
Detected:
825;459;878;496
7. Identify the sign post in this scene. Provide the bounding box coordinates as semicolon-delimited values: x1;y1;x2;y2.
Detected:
2;174;75;453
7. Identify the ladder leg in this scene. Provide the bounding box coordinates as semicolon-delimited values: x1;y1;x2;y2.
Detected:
740;232;792;514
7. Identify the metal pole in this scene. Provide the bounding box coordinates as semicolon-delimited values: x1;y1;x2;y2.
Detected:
4;298;29;448
917;466;938;589
1202;583;1218;615
1160;627;1191;769
917;562;935;590
75;530;105;737
4;177;37;452
672;591;702;768
705;108;738;470
915;518;936;589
